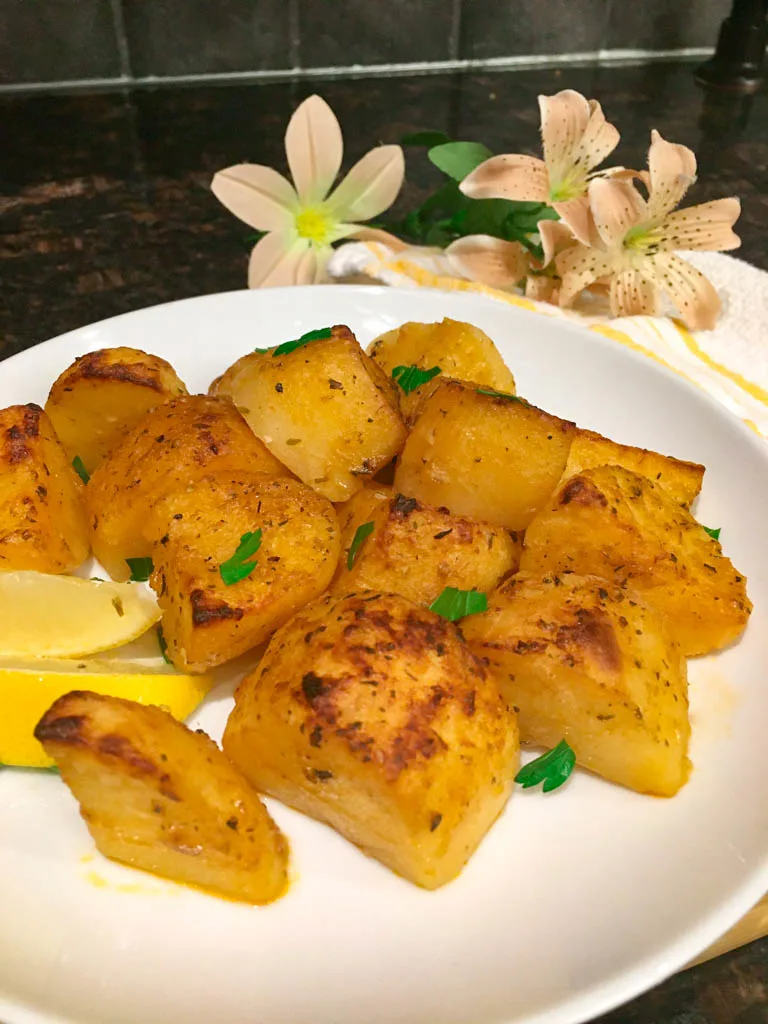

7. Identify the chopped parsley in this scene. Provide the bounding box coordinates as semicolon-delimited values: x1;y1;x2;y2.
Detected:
126;557;153;582
515;739;576;793
71;456;90;484
475;387;523;402
157;625;172;665
273;327;333;357
219;529;262;585
429;587;487;622
391;364;441;395
703;525;721;540
347;521;375;569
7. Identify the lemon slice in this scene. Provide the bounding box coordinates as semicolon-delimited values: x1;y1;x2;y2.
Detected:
0;571;161;658
0;656;213;768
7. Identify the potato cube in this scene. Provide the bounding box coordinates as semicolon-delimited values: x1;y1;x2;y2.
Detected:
210;325;407;501
223;590;518;889
46;347;188;474
462;572;690;796
150;473;340;672
36;691;288;904
336;485;520;605
521;466;751;656
0;404;89;573
394;379;575;530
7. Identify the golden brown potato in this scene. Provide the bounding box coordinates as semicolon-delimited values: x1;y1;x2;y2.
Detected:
87;394;289;580
211;325;407;502
521;466;751;656
335;486;521;605
0;404;89;573
562;427;704;508
35;691;288;904
367;319;517;423
46;347;188;474
462;573;690;796
150;473;340;672
223;590;518;890
394;378;575;530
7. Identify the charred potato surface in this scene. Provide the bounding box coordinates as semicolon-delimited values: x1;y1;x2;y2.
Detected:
0;404;89;573
223;591;519;889
463;573;690;796
35;691;288;904
46;347;188;474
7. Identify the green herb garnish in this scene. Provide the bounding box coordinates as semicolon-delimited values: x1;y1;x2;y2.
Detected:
347;521;375;569
515;739;576;793
126;557;153;582
157;625;172;665
273;327;333;357
429;587;487;622
72;455;90;484
219;529;262;585
475;387;523;402
703;526;721;540
391;364;441;395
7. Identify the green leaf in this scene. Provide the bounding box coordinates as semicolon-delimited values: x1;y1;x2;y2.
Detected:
253;346;272;353
475;387;524;402
72;456;90;484
515;739;576;793
703;525;721;540
429;587;487;622
428;141;494;182
401;130;451;148
219;529;262;586
391;364;441;395
126;557;153;582
347;521;375;570
273;327;333;357
157;625;172;665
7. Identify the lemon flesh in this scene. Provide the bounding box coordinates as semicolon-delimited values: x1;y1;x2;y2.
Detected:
0;657;213;768
0;572;161;659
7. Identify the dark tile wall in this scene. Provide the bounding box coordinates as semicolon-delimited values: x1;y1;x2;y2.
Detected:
0;0;729;88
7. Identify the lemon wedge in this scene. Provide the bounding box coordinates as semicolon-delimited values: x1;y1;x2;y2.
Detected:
0;656;213;768
0;571;161;659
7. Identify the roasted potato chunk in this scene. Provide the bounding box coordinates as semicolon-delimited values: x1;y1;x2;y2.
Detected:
35;691;288;904
88;394;289;580
0;404;89;573
367;318;517;423
46;347;188;474
211;325;407;501
223;591;518;889
336;486;520;605
521;466;751;656
562;427;704;508
462;573;690;796
394;379;575;530
150;473;340;672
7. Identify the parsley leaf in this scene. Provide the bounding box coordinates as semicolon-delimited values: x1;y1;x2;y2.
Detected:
391;364;441;395
515;739;576;793
253;346;272;353
273;327;333;357
72;455;90;484
475;387;523;402
429;587;487;622
157;625;172;665
126;557;153;582
703;525;721;540
347;521;375;569
219;529;262;585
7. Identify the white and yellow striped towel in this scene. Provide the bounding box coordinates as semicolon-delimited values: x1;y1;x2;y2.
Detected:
328;242;768;438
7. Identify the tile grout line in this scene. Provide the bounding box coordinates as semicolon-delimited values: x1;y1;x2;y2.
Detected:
0;47;714;96
107;0;133;80
449;0;464;62
287;0;301;73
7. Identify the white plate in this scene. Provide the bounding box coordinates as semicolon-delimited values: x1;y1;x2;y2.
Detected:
1;286;767;1024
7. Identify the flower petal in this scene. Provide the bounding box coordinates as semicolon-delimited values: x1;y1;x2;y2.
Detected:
460;154;549;202
588;177;647;248
573;100;621;173
525;275;560;303
248;231;311;288
538;219;577;267
551;197;598;246
326;145;405;222
641;252;722;330
445;235;529;287
285;94;344;205
346;225;412;251
556;245;615;307
538;90;590;183
647;129;697;221
609;269;660;318
211;164;297;231
655;197;741;252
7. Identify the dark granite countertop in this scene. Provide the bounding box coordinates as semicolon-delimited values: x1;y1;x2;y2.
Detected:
2;59;768;1023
